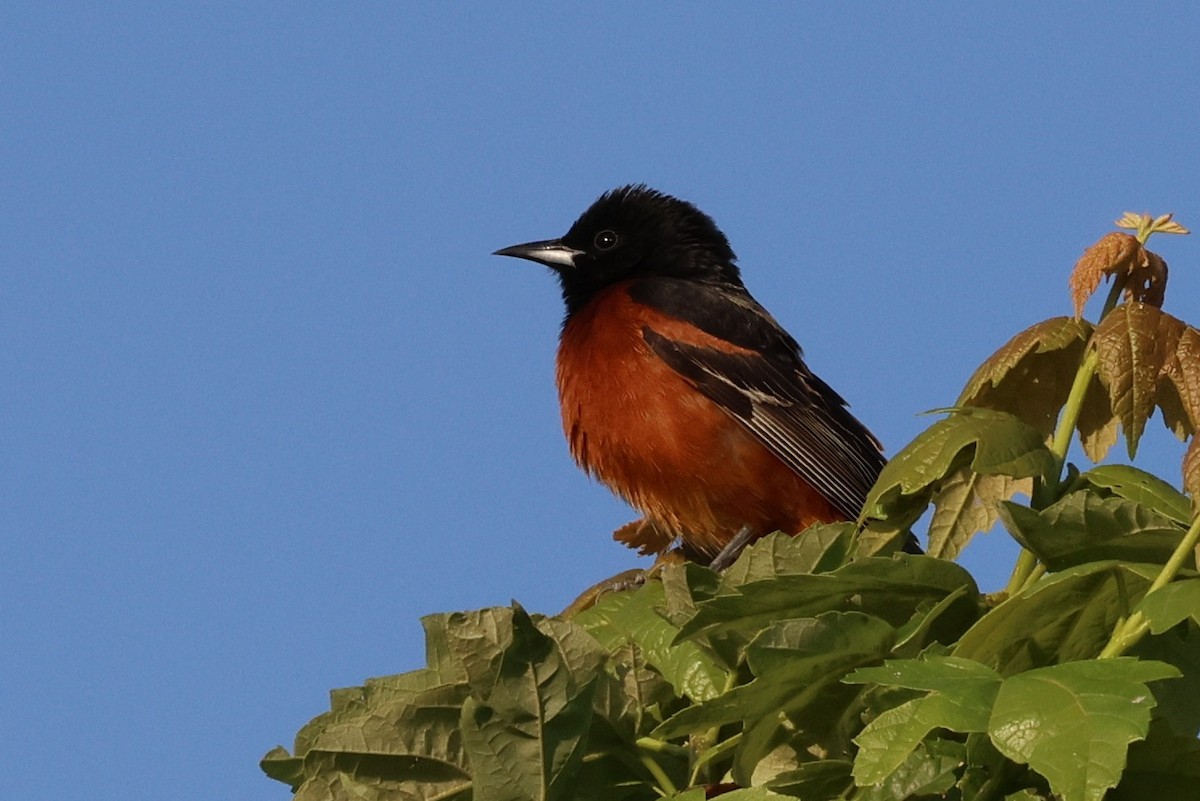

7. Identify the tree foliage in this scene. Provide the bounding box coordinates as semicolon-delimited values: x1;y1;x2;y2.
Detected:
263;213;1199;800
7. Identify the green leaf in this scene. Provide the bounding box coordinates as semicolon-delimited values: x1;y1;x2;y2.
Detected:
998;492;1191;572
574;580;727;702
461;689;594;801
261;684;474;799
957;316;1093;438
571;747;656;801
988;658;1181;801
891;584;982;658
552;606;676;744
262;631;476;797
659;790;707;801
741;739;809;788
735;716;801;789
1139;581;1200;633
538;615;612;681
864;407;1056;519
956;733;1015;801
928;467;1031;560
850;657;1000;784
457;605;597;801
447;605;604;709
847;654;1002;693
590;639;676;741
856;739;967;801
1112;725;1200;800
260;747;304;788
657;562;720;627
721;524;855;586
654;612;896;740
697;788;789;800
955;562;1157;674
678;555;978;642
747;613;895;677
308;698;468;767
855;516;924;558
764;759;854;797
354;667;469;709
286;751;473;801
419;613;472;686
1080;464;1194;524
1131;625;1200;739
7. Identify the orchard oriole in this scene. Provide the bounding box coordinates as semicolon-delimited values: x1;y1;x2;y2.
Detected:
495;185;888;565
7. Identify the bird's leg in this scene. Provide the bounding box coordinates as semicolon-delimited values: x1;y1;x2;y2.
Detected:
707;525;756;572
560;546;693;617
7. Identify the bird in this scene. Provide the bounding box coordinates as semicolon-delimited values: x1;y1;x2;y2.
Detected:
494;185;888;566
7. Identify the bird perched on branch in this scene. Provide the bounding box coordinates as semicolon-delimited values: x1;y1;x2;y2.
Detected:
495;185;888;567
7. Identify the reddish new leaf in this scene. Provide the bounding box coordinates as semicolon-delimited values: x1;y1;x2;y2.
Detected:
1091;303;1186;458
1115;211;1191;239
1069;233;1142;319
1069;230;1171;319
1076;373;1120;462
1184;439;1200;510
1125;250;1168;309
958;317;1093;438
1160;326;1200;442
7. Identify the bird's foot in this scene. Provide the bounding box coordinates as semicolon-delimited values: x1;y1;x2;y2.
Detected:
560;568;649;617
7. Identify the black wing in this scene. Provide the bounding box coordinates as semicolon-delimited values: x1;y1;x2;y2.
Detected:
631;278;884;520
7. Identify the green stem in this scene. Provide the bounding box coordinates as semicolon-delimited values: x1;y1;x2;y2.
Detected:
688;733;743;786
1020;562;1047;591
635;736;690;761
1099;514;1200;658
688;663;742;785
973;763;1014;801
638;753;677;796
1145;515;1200;596
1003;550;1039;598
1002;275;1126;596
1045;349;1100;492
1099;273;1130;317
1050;274;1125;479
632;736;689;796
1003;348;1099;595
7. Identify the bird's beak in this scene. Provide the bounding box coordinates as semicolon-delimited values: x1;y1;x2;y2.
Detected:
493;238;583;269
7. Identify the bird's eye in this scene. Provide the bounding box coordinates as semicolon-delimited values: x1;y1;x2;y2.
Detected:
593;230;618;250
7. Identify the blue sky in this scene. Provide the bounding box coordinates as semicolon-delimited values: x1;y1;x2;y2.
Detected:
2;4;1197;799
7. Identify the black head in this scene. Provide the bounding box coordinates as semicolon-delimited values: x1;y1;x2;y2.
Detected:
494;185;742;315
